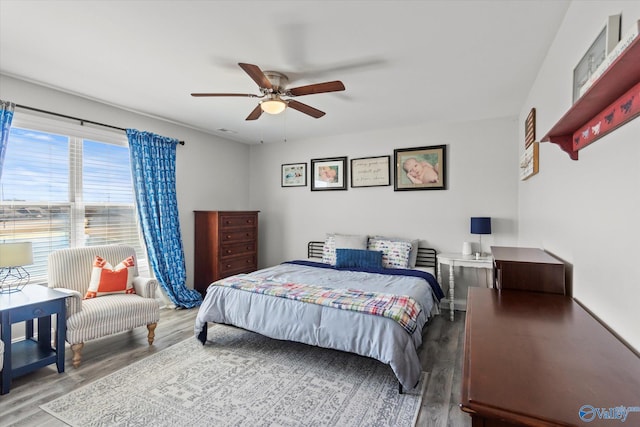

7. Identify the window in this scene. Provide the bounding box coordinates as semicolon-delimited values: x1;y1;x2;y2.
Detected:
0;113;149;283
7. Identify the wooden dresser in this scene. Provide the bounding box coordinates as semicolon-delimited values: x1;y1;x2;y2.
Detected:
194;211;259;294
491;246;566;295
461;288;640;426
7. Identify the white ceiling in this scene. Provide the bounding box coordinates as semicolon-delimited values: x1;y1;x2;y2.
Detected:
0;0;570;145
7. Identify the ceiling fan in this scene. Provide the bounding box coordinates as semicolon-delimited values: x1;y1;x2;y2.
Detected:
191;63;345;120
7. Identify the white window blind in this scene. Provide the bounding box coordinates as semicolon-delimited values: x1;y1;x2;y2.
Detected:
0;114;149;284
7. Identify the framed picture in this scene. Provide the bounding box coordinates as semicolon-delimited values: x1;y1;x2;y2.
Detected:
310;156;347;191
351;155;391;188
572;14;621;103
281;163;307;187
525;108;536;148
394;145;446;191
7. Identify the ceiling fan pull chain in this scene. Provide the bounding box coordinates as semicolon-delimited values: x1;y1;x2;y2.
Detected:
283;111;287;143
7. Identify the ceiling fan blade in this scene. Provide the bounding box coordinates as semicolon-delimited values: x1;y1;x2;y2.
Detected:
245;104;263;121
191;93;259;97
288;81;345;96
239;63;273;90
287;100;325;118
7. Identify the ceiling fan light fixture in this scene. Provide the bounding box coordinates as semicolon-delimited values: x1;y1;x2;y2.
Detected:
260;99;287;115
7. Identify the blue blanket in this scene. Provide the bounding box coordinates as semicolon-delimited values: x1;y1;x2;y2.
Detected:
284;260;445;301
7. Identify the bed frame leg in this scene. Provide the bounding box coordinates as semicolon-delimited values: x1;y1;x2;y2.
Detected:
197;323;208;344
399;382;403;394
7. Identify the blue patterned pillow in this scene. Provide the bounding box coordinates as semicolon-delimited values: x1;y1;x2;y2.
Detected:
335;249;383;269
322;235;336;264
367;238;412;269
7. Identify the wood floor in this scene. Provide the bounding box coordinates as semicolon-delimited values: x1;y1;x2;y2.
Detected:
0;308;470;427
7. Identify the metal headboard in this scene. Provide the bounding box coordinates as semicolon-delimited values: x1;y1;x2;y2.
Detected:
308;241;325;259
307;241;437;268
415;247;437;268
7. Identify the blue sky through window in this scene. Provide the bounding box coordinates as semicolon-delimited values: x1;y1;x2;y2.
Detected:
1;128;134;204
83;139;134;204
1;127;69;202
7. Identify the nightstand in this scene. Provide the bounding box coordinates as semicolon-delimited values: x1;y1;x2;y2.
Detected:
436;253;493;321
0;285;67;394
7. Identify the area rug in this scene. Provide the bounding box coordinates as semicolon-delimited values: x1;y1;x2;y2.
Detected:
41;324;427;426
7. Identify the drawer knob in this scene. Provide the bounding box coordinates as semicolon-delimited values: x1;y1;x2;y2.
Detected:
226;250;232;254
226;264;231;268
246;233;250;237
226;235;231;239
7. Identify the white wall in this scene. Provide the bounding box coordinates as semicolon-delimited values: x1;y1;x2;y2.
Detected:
519;1;640;351
0;75;251;289
249;117;520;280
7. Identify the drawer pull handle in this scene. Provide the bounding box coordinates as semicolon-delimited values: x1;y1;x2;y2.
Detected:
33;308;45;316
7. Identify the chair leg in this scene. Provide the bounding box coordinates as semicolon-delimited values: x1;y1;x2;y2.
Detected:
71;343;84;368
147;323;157;345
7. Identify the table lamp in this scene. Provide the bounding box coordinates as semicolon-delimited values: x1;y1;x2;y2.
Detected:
470;217;491;256
0;242;33;293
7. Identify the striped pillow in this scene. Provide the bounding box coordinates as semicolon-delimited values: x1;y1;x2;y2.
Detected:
335;249;383;269
85;255;136;299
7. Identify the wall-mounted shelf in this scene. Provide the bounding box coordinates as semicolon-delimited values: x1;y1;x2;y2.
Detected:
542;35;640;160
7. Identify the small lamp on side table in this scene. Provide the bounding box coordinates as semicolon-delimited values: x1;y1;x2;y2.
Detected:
0;242;33;293
470;217;491;257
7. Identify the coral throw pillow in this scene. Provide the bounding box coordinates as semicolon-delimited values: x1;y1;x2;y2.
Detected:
85;255;136;299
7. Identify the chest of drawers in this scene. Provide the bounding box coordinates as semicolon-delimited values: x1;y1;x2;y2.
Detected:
491;246;566;295
194;211;259;294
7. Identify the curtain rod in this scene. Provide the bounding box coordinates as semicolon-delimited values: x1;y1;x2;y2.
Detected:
15;104;185;145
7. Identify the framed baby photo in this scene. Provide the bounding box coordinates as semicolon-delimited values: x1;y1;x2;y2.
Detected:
281;162;307;187
394;145;447;191
310;156;347;191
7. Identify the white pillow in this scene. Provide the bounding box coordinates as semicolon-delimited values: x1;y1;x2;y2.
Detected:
322;233;369;265
334;233;368;250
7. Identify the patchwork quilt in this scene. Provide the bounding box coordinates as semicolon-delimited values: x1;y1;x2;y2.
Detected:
212;275;422;334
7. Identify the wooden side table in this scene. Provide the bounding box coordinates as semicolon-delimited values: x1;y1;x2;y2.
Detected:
436;253;493;321
0;285;67;394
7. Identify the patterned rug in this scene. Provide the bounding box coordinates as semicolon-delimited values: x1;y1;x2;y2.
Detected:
41;324;427;426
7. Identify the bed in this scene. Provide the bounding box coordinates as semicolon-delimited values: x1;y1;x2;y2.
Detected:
194;238;444;392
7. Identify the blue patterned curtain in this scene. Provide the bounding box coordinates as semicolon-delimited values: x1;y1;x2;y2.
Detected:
0;100;16;179
126;129;201;308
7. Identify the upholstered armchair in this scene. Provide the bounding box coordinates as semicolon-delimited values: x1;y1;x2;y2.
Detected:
48;245;159;368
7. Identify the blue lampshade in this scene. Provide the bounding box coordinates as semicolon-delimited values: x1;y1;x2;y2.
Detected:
470;217;491;235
